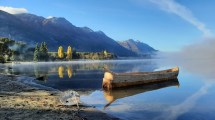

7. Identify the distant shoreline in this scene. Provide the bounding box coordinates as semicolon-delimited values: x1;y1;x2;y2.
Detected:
4;58;157;65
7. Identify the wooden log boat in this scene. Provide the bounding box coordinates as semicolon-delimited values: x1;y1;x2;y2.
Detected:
102;66;179;89
103;79;179;109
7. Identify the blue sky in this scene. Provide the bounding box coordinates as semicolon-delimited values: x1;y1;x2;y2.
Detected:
0;0;214;51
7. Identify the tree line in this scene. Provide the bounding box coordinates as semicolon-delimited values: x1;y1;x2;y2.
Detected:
0;38;115;63
33;42;73;61
33;42;115;61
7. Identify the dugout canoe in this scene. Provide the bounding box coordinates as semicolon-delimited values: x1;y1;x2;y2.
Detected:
102;66;179;88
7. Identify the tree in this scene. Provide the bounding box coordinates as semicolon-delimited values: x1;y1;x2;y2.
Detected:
10;51;15;61
39;42;49;61
4;55;10;61
58;46;64;58
66;46;72;60
33;43;39;61
0;38;13;60
104;50;108;57
72;48;79;59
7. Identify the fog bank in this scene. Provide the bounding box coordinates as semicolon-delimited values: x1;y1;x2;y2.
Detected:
159;38;215;79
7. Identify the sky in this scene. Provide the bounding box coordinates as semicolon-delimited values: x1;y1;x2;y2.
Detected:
0;0;215;51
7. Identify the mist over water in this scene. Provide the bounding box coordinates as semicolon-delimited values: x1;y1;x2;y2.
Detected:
159;38;215;80
0;59;158;91
172;39;215;60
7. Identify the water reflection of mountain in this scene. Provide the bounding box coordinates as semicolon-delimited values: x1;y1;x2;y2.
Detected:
103;79;179;109
0;60;158;90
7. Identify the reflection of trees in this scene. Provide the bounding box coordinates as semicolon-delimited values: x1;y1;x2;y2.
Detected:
74;63;115;71
58;66;64;78
34;65;40;78
6;60;158;82
34;65;49;81
40;61;155;79
71;61;157;72
34;65;71;80
67;66;72;78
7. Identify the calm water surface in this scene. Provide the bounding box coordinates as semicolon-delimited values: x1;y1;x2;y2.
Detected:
1;59;215;120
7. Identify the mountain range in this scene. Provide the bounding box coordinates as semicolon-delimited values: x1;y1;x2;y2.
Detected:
118;39;157;55
0;10;156;57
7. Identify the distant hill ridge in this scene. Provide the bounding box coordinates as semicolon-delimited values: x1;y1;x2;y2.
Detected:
118;39;157;55
0;10;156;57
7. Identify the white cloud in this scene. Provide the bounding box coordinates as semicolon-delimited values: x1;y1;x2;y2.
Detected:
0;6;28;14
149;0;213;37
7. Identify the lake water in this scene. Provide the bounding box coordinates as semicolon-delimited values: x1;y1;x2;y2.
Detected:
1;59;215;120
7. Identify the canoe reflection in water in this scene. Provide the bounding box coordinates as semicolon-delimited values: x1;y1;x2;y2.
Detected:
103;79;180;109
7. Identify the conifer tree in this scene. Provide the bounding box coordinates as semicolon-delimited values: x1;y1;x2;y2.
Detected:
43;42;49;61
33;43;39;61
39;42;49;61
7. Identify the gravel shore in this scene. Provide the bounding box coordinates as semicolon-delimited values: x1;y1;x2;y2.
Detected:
0;74;118;120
